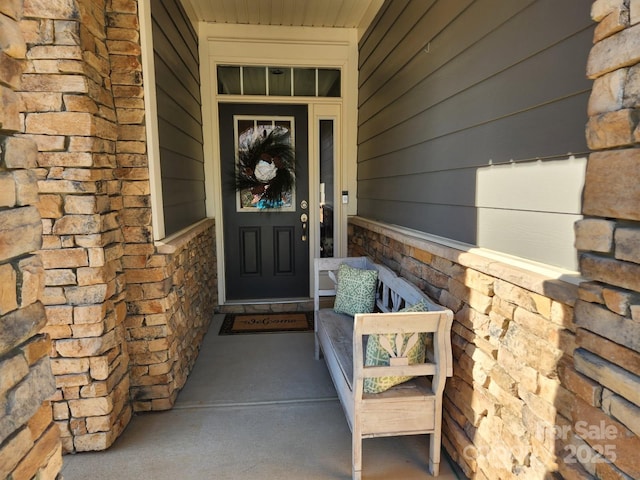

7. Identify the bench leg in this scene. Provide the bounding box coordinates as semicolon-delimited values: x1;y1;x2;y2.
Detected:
429;459;440;477
352;428;362;480
428;432;441;476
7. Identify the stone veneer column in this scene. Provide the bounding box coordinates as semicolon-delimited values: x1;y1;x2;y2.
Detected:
105;0;170;411
20;0;131;452
107;0;218;413
571;1;640;478
0;0;62;478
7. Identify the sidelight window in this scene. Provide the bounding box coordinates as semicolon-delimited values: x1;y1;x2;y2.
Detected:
319;119;334;257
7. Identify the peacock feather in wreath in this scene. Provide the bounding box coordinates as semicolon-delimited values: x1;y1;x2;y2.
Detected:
234;127;295;209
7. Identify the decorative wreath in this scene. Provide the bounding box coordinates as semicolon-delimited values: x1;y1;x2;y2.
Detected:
234;127;295;208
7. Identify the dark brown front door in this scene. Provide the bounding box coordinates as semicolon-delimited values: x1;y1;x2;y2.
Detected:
219;103;309;300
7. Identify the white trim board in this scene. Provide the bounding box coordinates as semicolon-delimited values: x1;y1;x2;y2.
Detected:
199;23;359;304
139;0;166;240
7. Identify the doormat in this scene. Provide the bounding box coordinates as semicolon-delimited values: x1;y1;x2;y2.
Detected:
219;312;314;335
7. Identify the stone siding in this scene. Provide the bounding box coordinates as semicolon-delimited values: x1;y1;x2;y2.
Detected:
0;1;62;478
13;0;219;454
128;219;217;412
20;0;133;453
349;217;590;479
573;1;640;479
106;0;218;414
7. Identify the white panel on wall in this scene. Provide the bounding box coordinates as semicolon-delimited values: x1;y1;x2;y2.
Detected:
476;156;587;270
476;156;587;214
477;209;582;270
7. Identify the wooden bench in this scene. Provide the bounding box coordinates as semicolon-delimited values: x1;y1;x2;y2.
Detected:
314;256;453;479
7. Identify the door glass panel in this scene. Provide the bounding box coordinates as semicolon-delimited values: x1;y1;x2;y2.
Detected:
319;119;334;257
256;120;272;137
234;117;296;211
275;119;291;130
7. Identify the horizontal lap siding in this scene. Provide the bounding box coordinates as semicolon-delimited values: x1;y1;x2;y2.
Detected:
357;0;593;270
152;0;206;235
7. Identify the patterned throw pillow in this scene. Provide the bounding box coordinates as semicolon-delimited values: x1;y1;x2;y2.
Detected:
363;300;430;394
333;263;378;317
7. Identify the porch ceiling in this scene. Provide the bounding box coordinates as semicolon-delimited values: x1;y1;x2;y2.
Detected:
183;0;384;33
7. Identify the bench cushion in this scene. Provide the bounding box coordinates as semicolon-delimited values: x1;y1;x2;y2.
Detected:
333;263;378;316
364;300;429;394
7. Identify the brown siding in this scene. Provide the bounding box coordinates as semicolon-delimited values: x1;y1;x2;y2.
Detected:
357;0;593;269
152;0;206;235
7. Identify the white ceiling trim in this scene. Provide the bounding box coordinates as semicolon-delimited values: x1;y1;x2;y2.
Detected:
182;0;384;39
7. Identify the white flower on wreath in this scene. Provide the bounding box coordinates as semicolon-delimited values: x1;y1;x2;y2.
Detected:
254;159;278;182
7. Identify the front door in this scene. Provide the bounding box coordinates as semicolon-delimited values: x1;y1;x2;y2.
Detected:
219;103;309;301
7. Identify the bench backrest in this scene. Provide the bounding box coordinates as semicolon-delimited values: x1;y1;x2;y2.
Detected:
314;256;443;314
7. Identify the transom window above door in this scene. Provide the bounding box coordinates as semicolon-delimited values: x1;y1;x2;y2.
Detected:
217;65;341;97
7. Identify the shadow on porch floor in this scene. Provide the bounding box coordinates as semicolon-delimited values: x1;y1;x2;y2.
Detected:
61;314;459;479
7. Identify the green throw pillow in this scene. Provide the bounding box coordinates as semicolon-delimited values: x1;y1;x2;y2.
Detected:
333;263;378;317
363;300;430;394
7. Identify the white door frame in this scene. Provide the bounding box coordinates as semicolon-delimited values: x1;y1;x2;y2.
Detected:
199;24;359;304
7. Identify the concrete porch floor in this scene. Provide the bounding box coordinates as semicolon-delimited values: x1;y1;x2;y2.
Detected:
61;314;460;480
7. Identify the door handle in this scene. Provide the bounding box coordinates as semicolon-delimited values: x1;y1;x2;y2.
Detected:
300;213;308;242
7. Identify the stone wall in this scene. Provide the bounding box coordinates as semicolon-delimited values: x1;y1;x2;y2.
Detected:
104;0;217;413
128;219;217;412
0;1;62;478
349;218;584;479
12;0;219;455
20;0;133;453
571;1;640;479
